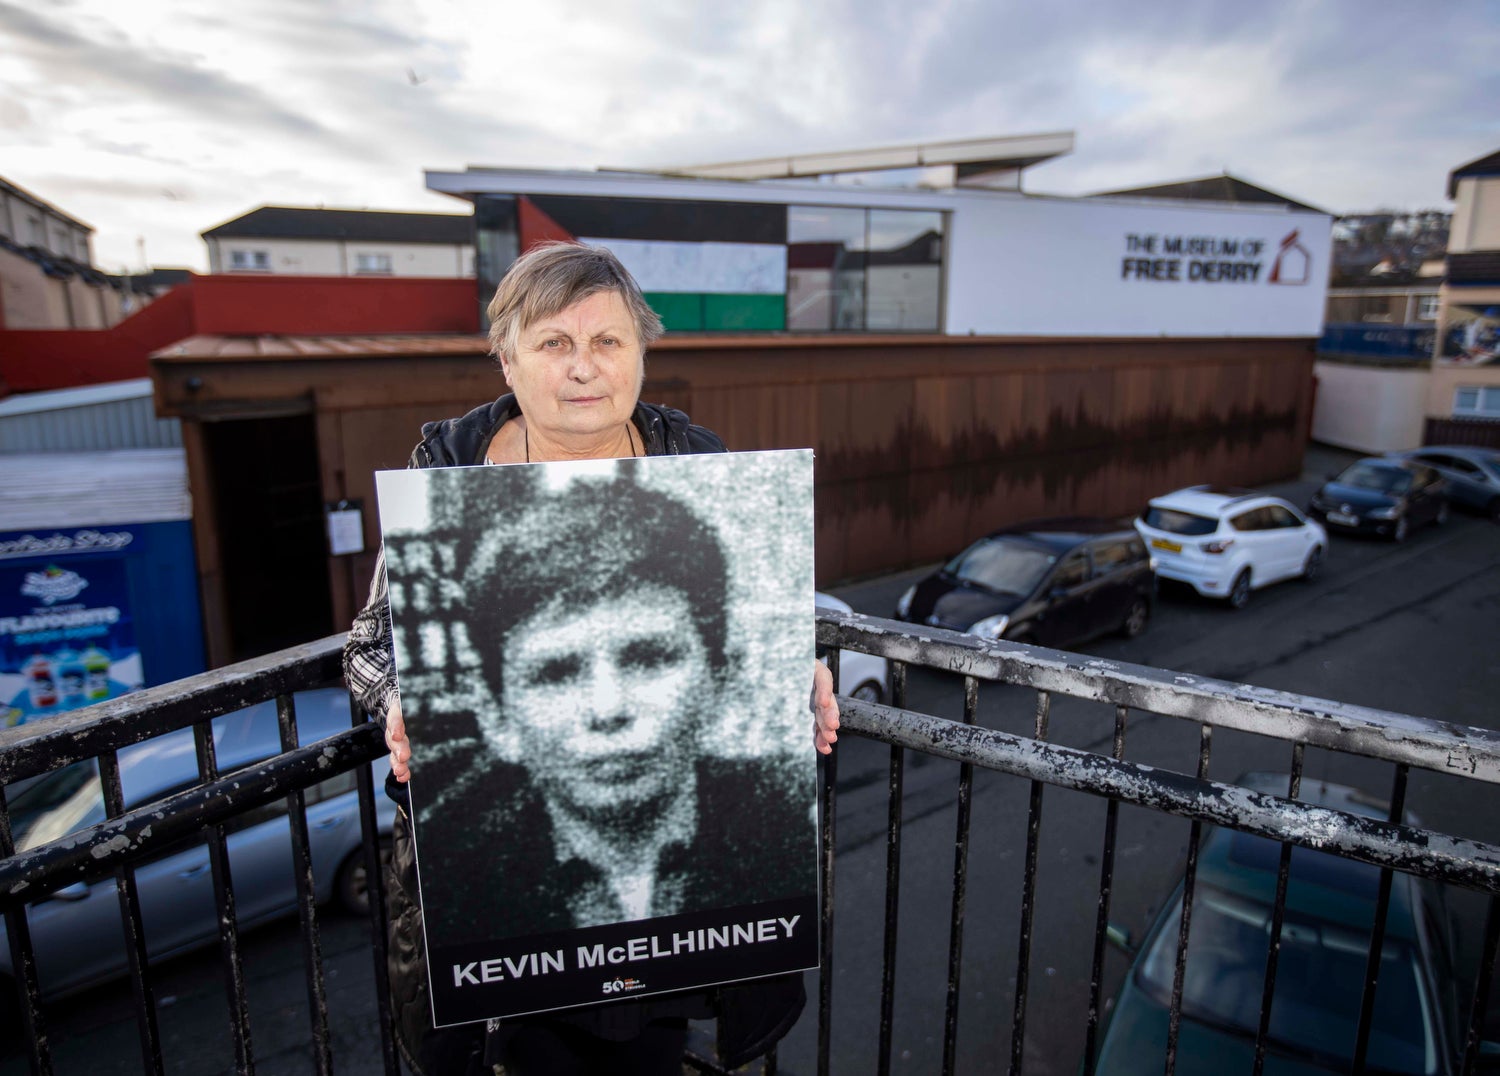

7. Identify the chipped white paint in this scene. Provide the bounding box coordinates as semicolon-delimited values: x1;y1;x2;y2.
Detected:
91;834;134;859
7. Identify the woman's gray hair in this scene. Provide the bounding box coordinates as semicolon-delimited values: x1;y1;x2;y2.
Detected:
485;241;665;361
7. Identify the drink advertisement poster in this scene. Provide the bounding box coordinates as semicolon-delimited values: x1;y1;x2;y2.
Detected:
0;556;143;728
374;452;820;1027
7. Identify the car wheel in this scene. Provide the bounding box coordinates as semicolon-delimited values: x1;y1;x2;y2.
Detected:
1392;516;1409;543
1227;570;1251;610
1436;501;1450;526
850;680;883;705
336;836;393;916
1120;598;1150;638
1301;546;1324;582
1488;497;1500;524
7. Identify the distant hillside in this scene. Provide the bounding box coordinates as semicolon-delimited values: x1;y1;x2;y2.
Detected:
1330;210;1449;284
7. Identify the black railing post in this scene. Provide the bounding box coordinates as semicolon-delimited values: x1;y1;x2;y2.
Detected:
876;661;907;1076
99;748;163;1076
1082;706;1127;1076
193;720;256;1074
277;692;333;1076
1162;724;1213;1076
350;695;401;1076
1461;894;1500;1076
1252;745;1304;1076
1;782;52;1076
940;675;980;1076
817;650;840;1076
1351;763;1407;1075
1009;689;1054;1075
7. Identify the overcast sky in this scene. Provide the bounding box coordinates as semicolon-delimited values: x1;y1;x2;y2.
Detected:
3;0;1496;272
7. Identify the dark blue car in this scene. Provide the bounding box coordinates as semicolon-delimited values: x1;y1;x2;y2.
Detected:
1093;773;1493;1075
1307;458;1448;542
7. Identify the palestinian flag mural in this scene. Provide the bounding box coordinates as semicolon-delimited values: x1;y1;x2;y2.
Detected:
519;195;788;331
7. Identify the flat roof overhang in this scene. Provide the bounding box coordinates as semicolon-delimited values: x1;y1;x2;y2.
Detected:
645;131;1075;182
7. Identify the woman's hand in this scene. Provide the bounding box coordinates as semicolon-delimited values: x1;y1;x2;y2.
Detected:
813;660;841;755
386;699;411;783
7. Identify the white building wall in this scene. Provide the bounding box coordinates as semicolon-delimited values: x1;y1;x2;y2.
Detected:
942;193;1331;337
1311;361;1429;454
1448;177;1500;253
211;237;471;276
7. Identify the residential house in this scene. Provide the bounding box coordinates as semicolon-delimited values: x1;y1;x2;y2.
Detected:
200;206;475;278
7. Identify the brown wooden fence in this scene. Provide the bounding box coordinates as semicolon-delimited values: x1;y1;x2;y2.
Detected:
1425;415;1500;449
153;333;1316;656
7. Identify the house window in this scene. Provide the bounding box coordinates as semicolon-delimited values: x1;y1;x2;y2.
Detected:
229;249;270;272
354;252;393;275
1417;295;1440;321
1454;386;1500;417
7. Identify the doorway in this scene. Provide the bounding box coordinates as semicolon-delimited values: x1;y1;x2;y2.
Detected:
202;415;334;663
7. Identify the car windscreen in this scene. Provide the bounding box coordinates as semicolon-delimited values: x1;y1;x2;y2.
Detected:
1336;464;1412;495
942;539;1055;595
1142;507;1218;536
1137;886;1435;1074
7;761;106;853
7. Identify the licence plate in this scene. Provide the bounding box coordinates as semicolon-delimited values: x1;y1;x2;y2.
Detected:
1327;511;1358;526
1150;538;1182;554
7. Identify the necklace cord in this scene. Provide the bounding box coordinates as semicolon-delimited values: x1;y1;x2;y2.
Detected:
524;423;639;463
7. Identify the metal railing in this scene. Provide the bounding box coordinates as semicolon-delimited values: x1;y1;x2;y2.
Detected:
2;612;1498;1075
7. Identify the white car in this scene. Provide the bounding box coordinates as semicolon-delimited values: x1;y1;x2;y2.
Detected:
815;592;890;703
1134;487;1327;610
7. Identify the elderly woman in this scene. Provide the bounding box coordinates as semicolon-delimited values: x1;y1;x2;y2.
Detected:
344;242;839;1076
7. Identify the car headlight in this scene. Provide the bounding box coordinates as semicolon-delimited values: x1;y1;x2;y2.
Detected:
1368;505;1400;520
969;614;1010;638
895;584;916;619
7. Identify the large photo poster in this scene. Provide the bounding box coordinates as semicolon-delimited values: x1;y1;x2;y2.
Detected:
375;451;819;1026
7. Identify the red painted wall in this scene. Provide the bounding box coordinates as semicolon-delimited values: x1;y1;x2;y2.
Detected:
0;275;478;395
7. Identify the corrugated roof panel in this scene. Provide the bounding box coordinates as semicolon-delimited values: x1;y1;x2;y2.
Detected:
0;448;190;530
0;378;154;416
0;393;181;454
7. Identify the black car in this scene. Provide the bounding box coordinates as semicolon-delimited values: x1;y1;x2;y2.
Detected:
1307;457;1448;541
893;518;1154;648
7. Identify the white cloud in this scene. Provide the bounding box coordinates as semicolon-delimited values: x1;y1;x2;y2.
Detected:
0;0;1494;271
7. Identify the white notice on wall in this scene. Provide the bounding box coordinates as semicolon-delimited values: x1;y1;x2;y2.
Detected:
326;507;364;556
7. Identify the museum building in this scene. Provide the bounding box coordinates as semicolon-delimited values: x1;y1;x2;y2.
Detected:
147;133;1335;664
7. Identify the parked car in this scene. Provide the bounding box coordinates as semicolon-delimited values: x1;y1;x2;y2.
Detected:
892;518;1153;648
1307;458;1448;541
815;592;890;703
1093;773;1486;1075
1388;445;1500;521
1135;487;1326;610
0;688;393;1034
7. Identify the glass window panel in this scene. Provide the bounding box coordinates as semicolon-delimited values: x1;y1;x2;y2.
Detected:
787;206;867;331
474;195;519;331
1455;387;1480;412
866;210;944;331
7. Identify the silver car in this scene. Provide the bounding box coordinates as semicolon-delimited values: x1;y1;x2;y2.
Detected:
1390;445;1500;521
816;592;890;703
1;688;392;1026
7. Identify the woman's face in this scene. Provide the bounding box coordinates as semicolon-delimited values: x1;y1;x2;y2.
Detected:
495;586;712;819
507;290;645;445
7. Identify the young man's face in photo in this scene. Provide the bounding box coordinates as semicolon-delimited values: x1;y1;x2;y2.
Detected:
498;585;712;819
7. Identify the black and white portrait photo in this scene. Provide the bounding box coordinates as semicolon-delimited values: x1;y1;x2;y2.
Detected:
375;451;819;1024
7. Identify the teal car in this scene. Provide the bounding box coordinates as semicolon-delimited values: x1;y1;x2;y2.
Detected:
1093;774;1494;1075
